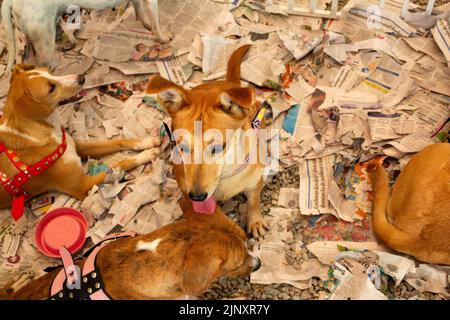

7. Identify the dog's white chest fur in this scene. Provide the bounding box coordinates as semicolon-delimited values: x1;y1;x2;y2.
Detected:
215;165;262;200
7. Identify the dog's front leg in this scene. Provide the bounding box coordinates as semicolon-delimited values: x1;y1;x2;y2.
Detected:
54;147;159;199
27;21;56;68
112;148;160;171
75;137;160;159
56;169;107;200
245;178;268;238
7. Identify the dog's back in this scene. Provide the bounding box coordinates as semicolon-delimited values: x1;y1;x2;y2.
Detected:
7;202;251;300
96;214;248;299
369;143;450;265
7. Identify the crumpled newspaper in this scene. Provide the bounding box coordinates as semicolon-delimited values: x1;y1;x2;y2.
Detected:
0;0;449;298
307;241;450;299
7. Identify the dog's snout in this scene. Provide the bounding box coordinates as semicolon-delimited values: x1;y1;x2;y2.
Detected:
188;192;208;202
251;256;261;272
77;75;85;85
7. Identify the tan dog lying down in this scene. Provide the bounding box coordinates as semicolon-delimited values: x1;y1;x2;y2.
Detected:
369;143;450;265
0;65;160;216
5;200;260;300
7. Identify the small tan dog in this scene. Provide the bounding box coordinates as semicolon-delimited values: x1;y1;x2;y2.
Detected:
146;45;268;238
368;143;450;265
0;64;160;218
4;200;260;300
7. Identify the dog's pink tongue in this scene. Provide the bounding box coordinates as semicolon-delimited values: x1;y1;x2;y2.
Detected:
192;197;217;215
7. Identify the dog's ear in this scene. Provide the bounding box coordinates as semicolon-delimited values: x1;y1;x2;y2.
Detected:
182;241;224;295
146;75;190;116
15;90;50;119
218;87;256;120
12;64;36;78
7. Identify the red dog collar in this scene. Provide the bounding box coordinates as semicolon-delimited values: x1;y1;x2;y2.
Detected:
0;127;67;221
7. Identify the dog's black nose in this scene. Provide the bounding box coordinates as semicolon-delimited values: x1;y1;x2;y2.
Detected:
188;192;208;202
251;256;261;272
77;74;85;85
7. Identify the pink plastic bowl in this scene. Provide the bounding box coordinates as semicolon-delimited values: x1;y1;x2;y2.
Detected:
34;208;88;258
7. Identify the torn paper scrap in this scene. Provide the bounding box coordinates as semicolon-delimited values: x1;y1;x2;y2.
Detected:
307;241;387;265
278;188;299;209
298;155;337;216
404;264;449;294
328;179;357;223
431;19;450;66
391;38;424;63
156;54;194;85
374;251;415;286
285;78;315;102
329;258;388;300
278;30;322;61
403;37;447;64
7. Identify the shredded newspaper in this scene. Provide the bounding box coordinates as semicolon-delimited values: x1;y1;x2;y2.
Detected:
0;0;449;299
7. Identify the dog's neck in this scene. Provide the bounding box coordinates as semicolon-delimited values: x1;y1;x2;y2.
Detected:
181;200;246;242
0;100;55;149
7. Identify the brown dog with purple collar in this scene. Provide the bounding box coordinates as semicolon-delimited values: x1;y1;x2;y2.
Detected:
146;45;269;238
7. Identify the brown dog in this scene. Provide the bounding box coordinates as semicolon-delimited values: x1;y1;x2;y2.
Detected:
146;45;268;238
368;143;450;265
4;200;260;300
0;65;160;214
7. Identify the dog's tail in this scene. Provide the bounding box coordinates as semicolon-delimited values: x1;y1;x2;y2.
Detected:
368;163;450;264
226;44;251;84
1;0;15;77
367;163;416;252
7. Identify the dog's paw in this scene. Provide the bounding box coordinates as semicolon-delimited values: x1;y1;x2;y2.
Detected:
138;148;161;163
247;216;268;239
159;32;174;43
133;137;161;151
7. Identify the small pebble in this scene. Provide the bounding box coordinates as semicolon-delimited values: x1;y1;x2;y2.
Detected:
265;287;282;296
300;291;312;300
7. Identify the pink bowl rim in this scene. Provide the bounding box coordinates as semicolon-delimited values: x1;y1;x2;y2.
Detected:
34;208;88;258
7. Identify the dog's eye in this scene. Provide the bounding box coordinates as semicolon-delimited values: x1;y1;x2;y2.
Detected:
211;143;226;155
49;84;56;94
177;143;190;154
